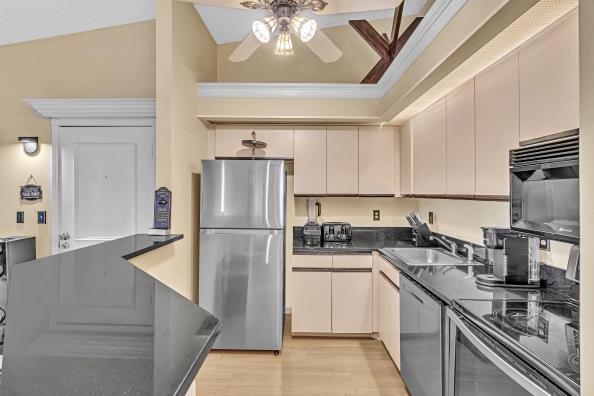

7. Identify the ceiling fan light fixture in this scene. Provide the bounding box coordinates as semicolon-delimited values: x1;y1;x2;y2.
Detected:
275;32;294;56
252;16;278;43
292;16;318;43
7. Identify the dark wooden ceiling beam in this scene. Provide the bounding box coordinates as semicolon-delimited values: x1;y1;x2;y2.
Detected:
351;0;425;84
348;20;390;58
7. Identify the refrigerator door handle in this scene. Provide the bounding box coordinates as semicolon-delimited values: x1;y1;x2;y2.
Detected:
200;229;282;236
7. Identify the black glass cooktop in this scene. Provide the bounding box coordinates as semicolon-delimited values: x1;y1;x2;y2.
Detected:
457;299;580;392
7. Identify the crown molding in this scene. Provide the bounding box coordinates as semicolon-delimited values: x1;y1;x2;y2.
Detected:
196;0;467;99
24;98;156;119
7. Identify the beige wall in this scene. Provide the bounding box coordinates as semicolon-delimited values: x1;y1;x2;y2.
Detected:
416;199;571;269
579;1;593;392
217;18;401;84
130;1;217;300
0;21;156;257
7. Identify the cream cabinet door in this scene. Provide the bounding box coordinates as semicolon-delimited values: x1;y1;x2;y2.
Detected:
413;98;447;194
215;125;294;158
379;272;400;368
332;272;372;333
400;119;413;195
327;126;359;195
379;272;392;350
359;125;395;196
446;80;476;195
294;127;327;195
519;10;579;143
475;50;520;196
292;270;332;333
390;282;401;369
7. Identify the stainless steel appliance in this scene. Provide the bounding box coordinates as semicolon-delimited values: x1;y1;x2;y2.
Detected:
510;135;579;243
447;300;579;395
199;160;285;352
400;276;445;396
476;234;541;288
321;222;351;243
0;236;36;351
303;198;322;246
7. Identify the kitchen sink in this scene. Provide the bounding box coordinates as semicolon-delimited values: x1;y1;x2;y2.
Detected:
384;248;480;266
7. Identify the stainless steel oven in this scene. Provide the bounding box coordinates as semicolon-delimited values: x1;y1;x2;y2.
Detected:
446;308;568;396
510;134;579;244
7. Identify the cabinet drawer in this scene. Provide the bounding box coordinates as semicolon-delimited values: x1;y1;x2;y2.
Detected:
292;255;332;269
333;255;372;269
378;255;400;287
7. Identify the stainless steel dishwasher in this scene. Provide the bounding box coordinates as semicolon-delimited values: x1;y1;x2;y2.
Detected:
400;275;445;396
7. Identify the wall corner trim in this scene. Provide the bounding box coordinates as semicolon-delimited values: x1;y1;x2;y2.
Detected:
24;98;156;119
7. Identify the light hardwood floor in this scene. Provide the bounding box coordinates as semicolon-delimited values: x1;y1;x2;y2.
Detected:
196;317;409;396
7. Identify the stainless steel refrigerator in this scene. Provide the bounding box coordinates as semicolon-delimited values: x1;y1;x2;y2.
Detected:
199;160;285;351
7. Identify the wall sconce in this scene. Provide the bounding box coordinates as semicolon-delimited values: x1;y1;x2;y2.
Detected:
18;137;39;154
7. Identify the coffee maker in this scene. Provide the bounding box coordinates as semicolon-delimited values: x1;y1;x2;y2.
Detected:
303;199;322;246
476;227;541;288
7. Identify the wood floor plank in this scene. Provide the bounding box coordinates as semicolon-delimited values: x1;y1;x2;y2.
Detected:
195;316;407;396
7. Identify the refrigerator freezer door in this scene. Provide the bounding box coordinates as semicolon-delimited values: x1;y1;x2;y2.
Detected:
200;160;286;229
199;229;284;350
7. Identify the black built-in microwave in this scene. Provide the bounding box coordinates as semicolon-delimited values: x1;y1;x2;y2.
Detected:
509;134;579;244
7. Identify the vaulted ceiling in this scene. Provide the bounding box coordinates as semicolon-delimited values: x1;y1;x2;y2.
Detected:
0;0;154;46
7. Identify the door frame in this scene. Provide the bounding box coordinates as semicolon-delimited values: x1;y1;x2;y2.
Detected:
25;99;156;254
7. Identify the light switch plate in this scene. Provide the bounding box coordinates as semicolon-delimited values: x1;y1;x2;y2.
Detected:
429;212;435;224
539;238;550;251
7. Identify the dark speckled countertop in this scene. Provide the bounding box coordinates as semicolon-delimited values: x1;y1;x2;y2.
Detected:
293;227;414;255
0;234;221;396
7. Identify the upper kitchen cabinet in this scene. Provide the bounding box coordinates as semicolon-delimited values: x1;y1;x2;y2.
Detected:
400;119;413;196
475;50;520;197
327;126;358;195
294;127;327;196
412;98;447;195
215;125;294;159
359;125;397;196
519;10;579;143
446;80;476;196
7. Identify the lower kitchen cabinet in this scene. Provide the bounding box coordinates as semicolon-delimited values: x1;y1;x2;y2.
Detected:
332;271;372;333
292;254;372;334
292;270;332;333
378;257;401;369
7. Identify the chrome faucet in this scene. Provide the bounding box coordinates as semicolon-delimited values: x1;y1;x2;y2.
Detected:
463;243;475;262
430;235;457;255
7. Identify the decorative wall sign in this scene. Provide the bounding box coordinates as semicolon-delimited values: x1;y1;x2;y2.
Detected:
20;175;42;201
153;187;172;230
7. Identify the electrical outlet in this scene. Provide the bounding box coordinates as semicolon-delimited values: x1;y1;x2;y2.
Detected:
373;210;381;221
38;211;47;224
16;211;24;224
539;238;550;251
428;211;435;225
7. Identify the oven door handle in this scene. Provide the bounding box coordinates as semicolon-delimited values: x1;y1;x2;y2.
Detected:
447;310;551;396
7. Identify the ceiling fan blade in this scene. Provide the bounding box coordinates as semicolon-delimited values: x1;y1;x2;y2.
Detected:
403;0;431;16
305;30;343;63
229;33;263;62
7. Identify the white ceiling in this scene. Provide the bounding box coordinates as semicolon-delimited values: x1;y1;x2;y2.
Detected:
0;0;155;46
194;4;396;44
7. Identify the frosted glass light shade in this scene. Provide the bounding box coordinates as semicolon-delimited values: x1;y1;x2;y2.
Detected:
252;16;278;43
291;16;318;43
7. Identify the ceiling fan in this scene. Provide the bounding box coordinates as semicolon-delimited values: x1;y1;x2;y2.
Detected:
229;0;343;63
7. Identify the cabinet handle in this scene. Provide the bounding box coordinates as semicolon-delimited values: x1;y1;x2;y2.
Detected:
379;271;399;290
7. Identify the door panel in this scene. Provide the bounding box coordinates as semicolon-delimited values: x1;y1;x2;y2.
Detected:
331;272;372;333
292;271;331;333
327;126;358;195
294;127;327;195
359;125;395;195
199;229;284;350
59;126;155;252
200;160;286;229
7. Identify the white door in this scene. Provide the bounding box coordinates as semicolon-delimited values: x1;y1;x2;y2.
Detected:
57;126;155;252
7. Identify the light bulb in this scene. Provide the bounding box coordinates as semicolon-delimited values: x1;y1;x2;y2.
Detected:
252;16;278;43
275;32;294;56
291;16;318;43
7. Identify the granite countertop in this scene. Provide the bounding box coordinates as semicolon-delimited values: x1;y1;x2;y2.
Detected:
378;248;571;305
0;234;221;396
293;227;415;255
